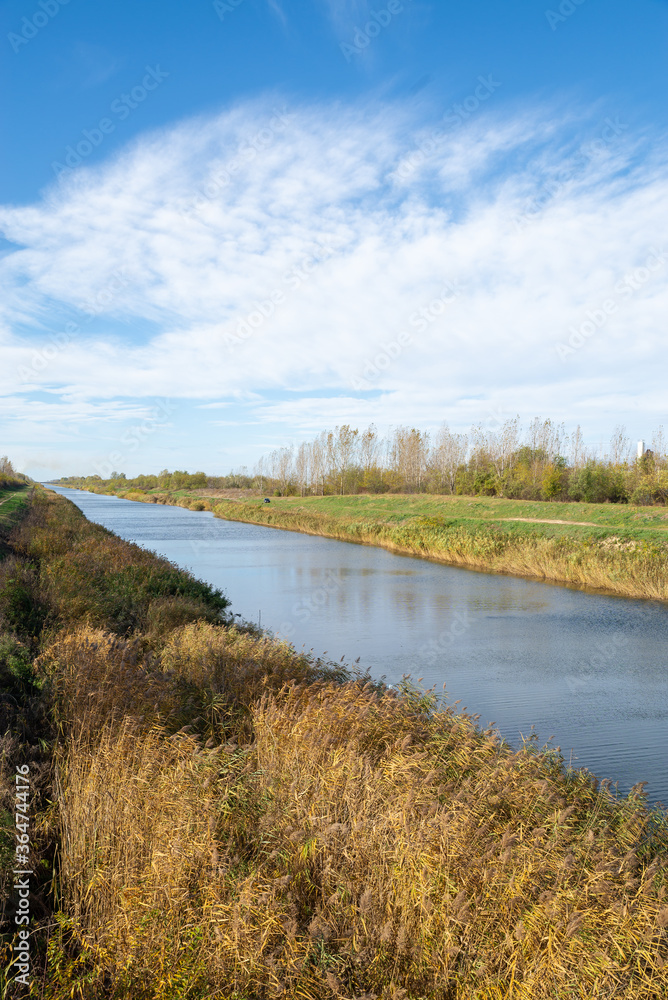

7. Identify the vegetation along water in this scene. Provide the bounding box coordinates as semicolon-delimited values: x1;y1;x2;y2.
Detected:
1;485;667;997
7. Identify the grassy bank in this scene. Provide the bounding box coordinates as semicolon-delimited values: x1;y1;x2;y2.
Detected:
0;484;32;555
1;487;667;997
73;484;668;601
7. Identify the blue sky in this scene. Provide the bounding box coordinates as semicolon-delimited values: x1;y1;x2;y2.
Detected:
1;0;668;479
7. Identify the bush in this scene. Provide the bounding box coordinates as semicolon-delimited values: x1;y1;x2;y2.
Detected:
568;462;628;504
0;557;46;638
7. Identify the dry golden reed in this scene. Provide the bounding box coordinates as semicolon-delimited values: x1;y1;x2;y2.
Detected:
44;626;668;999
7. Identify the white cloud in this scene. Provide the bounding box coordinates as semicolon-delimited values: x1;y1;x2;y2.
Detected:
0;96;667;473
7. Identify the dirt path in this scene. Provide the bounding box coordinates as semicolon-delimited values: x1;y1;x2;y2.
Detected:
498;516;598;527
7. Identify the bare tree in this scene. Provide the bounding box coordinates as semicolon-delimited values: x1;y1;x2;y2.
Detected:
490;416;520;479
651;426;666;470
294;442;310;496
331;425;359;495
254;455;265;492
431;424;468;493
0;456;15;476
526;417;566;485
311;432;327;495
276;446;294;493
390;426;429;492
468;423;493;473
359;425;380;474
609;425;631;467
569;425;586;469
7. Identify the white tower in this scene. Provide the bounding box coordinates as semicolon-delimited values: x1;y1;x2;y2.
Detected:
637;440;645;459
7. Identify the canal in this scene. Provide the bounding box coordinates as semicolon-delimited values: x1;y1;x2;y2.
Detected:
48;486;668;805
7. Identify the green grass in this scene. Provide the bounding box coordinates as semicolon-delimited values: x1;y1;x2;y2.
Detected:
222;492;668;541
202;493;668;601
0;484;32;559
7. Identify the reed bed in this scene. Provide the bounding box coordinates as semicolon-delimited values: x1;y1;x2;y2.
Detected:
1;488;667;999
47;656;668;998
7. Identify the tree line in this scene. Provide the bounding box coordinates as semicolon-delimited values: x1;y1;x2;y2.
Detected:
248;420;667;504
0;455;31;491
58;419;668;505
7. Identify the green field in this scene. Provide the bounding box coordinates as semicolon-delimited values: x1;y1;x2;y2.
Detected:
214;492;668;541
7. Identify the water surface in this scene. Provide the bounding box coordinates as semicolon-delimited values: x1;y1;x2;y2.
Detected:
49;487;668;804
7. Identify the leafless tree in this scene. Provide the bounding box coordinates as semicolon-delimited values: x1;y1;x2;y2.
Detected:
359;425;380;474
330;425;359;495
390;426;429;492
609;425;631;467
311;432;327;495
294;442;310;496
527;417;566;484
431;424;468;493
490;416;520;478
651;426;666;469
569;425;586;469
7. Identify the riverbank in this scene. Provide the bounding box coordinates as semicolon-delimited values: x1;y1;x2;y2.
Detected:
65;484;668;601
2;486;667;998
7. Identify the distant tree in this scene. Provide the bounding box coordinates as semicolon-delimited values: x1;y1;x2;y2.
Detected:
651;426;666;471
331;425;358;495
294;442;310;496
389;426;429;492
311;433;327;496
569;425;586;469
609;425;631;467
430;424;468;494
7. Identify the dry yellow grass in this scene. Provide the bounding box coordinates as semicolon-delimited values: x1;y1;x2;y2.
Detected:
41;627;668;999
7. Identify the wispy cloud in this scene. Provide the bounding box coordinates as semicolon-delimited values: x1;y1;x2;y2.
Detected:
1;95;667;473
266;0;288;27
